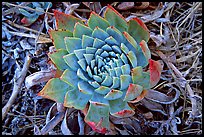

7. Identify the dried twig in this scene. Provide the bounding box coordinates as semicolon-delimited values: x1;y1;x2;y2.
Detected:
2;53;32;121
40;111;65;135
156;50;198;123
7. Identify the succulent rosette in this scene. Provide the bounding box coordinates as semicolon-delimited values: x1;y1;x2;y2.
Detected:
38;5;162;134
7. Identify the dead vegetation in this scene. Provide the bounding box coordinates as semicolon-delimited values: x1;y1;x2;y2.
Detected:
2;2;202;135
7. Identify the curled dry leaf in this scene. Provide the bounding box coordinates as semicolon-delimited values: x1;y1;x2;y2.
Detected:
141;3;165;23
145;89;180;104
25;70;56;89
78;111;85;135
140;98;167;116
134;2;149;10
61;109;74;135
117;2;134;10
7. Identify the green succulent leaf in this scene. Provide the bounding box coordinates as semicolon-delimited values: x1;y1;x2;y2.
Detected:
104;5;128;32
123;84;143;101
73;22;93;38
64;88;92;109
128;18;150;44
109;98;135;118
48;49;69;71
131;67;151;89
38;78;72;103
60;68;80;87
88;12;110;30
54;10;83;31
49;30;72;50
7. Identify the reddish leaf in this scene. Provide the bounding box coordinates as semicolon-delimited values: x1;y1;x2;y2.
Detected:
149;59;162;88
128;89;148;103
139;40;151;60
54;10;83;31
123;83;143;101
86;120;107;134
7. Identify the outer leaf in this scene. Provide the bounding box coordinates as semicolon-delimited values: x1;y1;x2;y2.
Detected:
109;98;135;118
49;30;72;49
123;31;148;67
54;10;83;31
48;49;69;71
60;68;80;87
139;40;151;60
131;67;151;89
64;88;92;110
128;89;148;103
38;78;71;103
104;89;123;100
63;53;80;71
123;84;143;101
104;5;128;32
149;59;162;88
73;22;93;38
64;37;82;53
85;100;110;134
88;11;110;30
128;18;150;44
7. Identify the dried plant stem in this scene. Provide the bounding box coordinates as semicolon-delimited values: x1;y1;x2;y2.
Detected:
2;53;32;121
5;20;47;36
40;111;65;135
7;30;51;43
156;50;198;121
2;2;54;15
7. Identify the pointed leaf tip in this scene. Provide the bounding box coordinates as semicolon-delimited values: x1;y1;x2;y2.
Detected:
54;10;83;31
86;121;107;134
149;59;162;88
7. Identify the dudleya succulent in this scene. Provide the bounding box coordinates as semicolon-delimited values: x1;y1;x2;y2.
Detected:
38;5;162;134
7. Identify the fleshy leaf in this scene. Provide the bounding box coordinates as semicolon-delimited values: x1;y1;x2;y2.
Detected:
63;53;80;71
104;89;123;100
149;59;162;88
110;77;120;89
106;26;125;44
128;89;148;103
85;100;110;134
95;86;111;95
139;40;151;61
123;84;143;101
88;11;110;30
123;31;148;67
64;37;82;53
93;38;105;49
77;58;87;71
120;75;132;90
128;18;150;44
48;49;69;71
49;30;72;50
109;98;135;118
73;22;93;38
131;67;151;89
38;78;71;103
78;80;94;95
77;68;90;81
101;76;113;87
92;27;109;41
54;10;83;31
74;49;86;60
64;88;92;110
82;35;94;48
126;51;137;68
60;68;80;87
104;5;128;32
